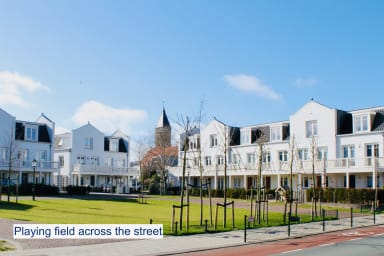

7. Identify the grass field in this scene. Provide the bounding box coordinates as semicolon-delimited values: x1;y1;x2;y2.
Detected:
0;195;296;235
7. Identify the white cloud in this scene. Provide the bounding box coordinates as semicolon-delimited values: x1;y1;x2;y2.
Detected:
224;74;282;101
294;78;318;88
0;71;50;108
72;100;148;134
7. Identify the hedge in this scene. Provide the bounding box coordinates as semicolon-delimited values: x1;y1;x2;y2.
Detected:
306;188;384;204
1;184;59;196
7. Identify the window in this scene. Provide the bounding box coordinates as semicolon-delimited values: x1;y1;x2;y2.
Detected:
104;157;112;166
210;135;218;147
317;147;328;160
234;177;242;188
281;177;288;187
366;144;379;157
271;127;282;142
76;155;85;165
205;156;212;166
25;125;38;141
262;152;271;163
354;115;369;132
91;156;99;166
298;149;308;160
306;120;318;138
110;139;118;152
232;154;240;164
367;176;373;188
343;145;355;158
279;151;288;162
58;156;64;167
303;177;309;188
39;150;47;161
216;155;224;166
247;153;255;164
193;158;199;166
1;148;7;160
241;130;250;145
84;137;93;149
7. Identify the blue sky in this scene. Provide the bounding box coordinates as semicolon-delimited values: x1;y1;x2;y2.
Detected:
1;0;384;143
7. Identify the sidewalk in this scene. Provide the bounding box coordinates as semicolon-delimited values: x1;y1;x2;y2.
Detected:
1;214;383;256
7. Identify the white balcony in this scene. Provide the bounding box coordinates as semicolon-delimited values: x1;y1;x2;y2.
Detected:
0;159;58;172
72;163;130;176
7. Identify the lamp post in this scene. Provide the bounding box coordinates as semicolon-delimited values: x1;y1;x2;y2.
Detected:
32;159;37;201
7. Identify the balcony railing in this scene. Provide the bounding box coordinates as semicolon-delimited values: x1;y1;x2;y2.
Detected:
0;159;58;170
72;164;130;176
181;157;384;175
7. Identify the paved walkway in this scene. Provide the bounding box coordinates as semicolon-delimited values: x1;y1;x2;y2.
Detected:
1;214;383;256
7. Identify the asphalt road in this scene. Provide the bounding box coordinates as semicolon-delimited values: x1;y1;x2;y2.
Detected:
274;232;384;256
179;226;384;256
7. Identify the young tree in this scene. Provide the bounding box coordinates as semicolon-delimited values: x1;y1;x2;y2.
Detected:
254;127;269;224
310;136;318;219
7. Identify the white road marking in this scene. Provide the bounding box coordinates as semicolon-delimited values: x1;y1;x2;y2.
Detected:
320;243;335;247
282;249;303;254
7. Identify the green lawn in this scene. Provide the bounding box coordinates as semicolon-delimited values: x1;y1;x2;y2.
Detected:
0;196;290;235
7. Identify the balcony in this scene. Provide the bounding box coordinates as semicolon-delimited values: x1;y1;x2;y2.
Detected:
72;164;130;176
0;159;58;172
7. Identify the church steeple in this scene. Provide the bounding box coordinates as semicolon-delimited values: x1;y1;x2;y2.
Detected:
155;107;171;147
156;107;170;128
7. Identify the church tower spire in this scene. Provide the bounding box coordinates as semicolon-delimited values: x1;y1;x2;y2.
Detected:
155;107;171;147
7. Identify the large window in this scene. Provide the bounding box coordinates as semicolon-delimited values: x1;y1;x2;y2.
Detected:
25;125;38;141
279;151;288;162
232;154;240;164
210;135;218;147
317;147;328;160
262;152;271;163
84;137;93;150
298;149;308;160
76;155;85;165
110;139;118;152
216;155;224;166
247;153;255;164
271;127;282;142
306;120;318;138
354;115;369;132
205;156;212;166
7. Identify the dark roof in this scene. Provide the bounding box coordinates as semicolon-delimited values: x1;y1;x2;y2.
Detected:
104;137;128;153
15;122;51;143
251;126;270;144
38;125;50;142
372;109;384;132
337;110;353;135
157;108;170;128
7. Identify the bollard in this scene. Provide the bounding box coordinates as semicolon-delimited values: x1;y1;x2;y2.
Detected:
205;219;208;232
150;218;153;224
175;222;178;235
374;205;376;224
288;211;291;237
350;208;353;227
322;209;325;232
244;215;247;243
336;209;339;220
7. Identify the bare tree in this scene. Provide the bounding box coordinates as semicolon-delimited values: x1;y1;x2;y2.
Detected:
310;136;318;219
254;127;269;224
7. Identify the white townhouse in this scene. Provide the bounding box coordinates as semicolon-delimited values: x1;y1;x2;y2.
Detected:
0;108;57;186
54;123;132;193
173;100;384;192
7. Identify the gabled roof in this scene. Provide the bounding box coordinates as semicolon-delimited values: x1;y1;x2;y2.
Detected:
157;108;170;128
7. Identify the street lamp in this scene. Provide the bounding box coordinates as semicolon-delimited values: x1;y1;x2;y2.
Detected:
31;159;37;201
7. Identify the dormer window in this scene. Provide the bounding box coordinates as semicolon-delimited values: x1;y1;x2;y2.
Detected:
271;127;282;142
210;135;218;147
110;139;119;152
354;115;369;132
241;130;251;145
25;125;38;141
